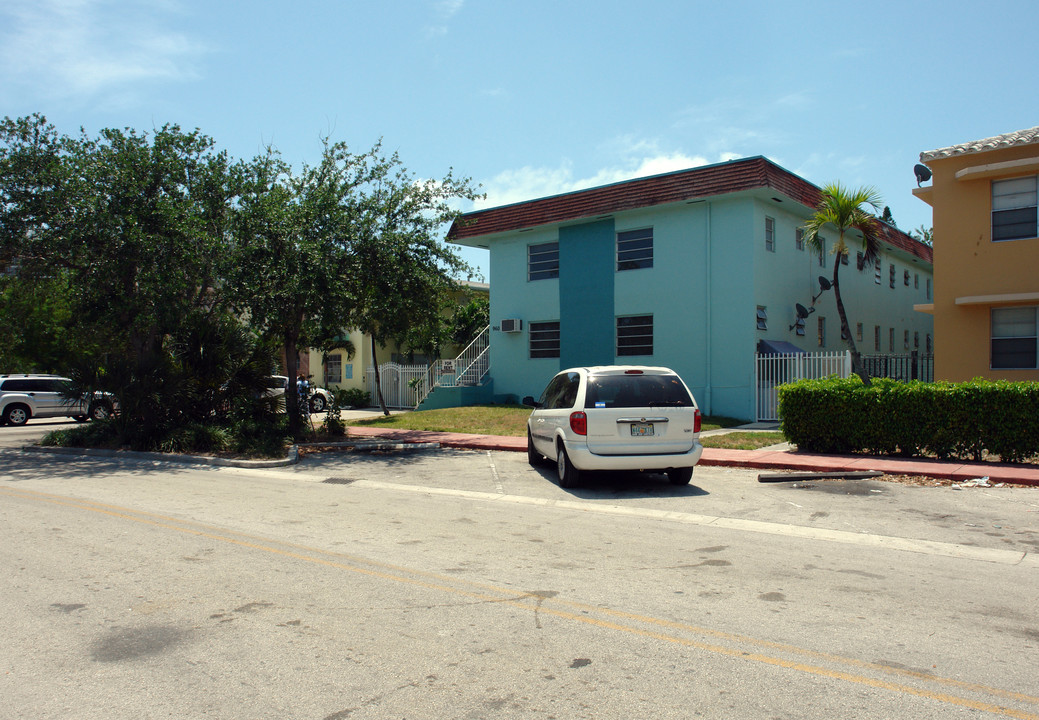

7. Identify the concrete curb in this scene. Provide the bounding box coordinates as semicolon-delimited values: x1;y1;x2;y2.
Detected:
22;444;300;468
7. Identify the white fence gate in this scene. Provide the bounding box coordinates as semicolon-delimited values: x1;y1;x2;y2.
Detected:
755;350;851;422
364;363;427;409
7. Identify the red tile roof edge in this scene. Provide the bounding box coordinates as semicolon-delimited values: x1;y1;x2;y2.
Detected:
448;156;932;264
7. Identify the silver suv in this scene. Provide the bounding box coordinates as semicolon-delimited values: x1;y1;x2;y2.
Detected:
0;374;114;426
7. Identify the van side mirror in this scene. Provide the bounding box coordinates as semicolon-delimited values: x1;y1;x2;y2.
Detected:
522;396;539;408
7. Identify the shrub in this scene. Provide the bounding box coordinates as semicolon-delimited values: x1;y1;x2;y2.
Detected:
778;377;1039;462
339;388;370;409
160;423;232;454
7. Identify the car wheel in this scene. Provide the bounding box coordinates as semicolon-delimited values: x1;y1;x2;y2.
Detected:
3;404;30;427
667;467;694;485
310;395;326;413
556;443;580;489
72;415;88;422
527;429;542;466
89;402;111;421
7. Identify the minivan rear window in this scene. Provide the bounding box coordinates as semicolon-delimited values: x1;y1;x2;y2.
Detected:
584;374;692;409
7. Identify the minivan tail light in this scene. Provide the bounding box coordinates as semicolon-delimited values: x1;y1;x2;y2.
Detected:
570;411;587;435
694;408;701;434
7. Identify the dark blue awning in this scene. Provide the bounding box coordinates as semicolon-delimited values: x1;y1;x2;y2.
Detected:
757;339;806;355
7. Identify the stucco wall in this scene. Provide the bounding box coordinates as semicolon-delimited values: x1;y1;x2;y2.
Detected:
924;143;1039;381
484;193;932;421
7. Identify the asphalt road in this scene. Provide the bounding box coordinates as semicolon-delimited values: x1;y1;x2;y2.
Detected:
2;423;1038;719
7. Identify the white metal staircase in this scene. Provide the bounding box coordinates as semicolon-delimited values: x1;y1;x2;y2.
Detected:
414;326;489;407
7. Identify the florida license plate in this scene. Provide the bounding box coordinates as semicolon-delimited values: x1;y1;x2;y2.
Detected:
631;422;654;437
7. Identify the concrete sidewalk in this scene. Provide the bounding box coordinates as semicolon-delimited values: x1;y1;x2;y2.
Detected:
342;425;1039;487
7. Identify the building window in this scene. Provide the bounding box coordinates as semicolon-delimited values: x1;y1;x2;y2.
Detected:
529;321;560;358
795;228;805;251
915;273;919;289
904;270;910;286
840;251;848;265
926;334;932;353
904;329;910;350
889;328;895;352
857;251;864;270
875;261;882;285
756;306;768;330
817;239;826;267
992;176;1038;242
765;217;775;252
528;242;559;281
856;323;863;343
617;315;653;356
991;306;1038;369
326;355;342;384
914;331;920;349
926;278;932;300
889;264;896;289
617;228;653;271
874;325;881;351
817;317;826;347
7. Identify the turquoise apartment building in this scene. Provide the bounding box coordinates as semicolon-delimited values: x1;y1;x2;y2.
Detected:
448;157;933;421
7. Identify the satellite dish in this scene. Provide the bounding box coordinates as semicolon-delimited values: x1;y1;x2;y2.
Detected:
795;303;810;319
914;163;932;187
812;276;833;304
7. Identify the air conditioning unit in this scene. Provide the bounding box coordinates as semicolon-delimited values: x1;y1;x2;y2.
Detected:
500;318;523;333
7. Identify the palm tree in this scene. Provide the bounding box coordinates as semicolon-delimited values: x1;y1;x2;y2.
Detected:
802;182;883;386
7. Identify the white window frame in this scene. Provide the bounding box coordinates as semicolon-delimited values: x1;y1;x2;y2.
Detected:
326;354;342;384
991;306;1038;369
528;242;559;282
617;228;653;271
529;321;560;359
617;315;653;357
992;176;1038;242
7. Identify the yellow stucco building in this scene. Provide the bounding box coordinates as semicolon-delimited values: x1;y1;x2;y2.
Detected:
914;127;1039;381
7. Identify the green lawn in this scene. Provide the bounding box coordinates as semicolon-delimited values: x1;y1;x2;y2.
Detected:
700;431;786;450
352;405;748;437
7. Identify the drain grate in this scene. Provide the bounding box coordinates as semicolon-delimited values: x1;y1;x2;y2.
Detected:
323;477;359;485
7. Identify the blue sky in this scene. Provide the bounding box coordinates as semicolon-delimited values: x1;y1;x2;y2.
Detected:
3;0;1037;281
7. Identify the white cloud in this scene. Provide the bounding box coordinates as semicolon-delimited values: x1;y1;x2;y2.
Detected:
474;148;726;210
425;0;465;38
0;0;205;101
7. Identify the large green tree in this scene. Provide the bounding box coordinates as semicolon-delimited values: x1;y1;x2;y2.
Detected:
0;114;250;439
228;141;382;435
347;150;481;415
802;182;883;385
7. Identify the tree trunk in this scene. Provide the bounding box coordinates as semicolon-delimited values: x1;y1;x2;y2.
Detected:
371;335;390;416
831;247;871;386
285;331;300;437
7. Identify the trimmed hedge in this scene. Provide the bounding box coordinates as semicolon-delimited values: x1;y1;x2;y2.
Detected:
778;377;1039;463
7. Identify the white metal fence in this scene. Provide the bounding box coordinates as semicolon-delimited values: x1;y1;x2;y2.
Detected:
364;363;427;409
755;350;852;422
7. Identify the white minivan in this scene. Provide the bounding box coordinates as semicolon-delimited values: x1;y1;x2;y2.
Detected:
524;365;703;488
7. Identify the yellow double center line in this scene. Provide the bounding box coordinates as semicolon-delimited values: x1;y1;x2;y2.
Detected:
5;485;1039;719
